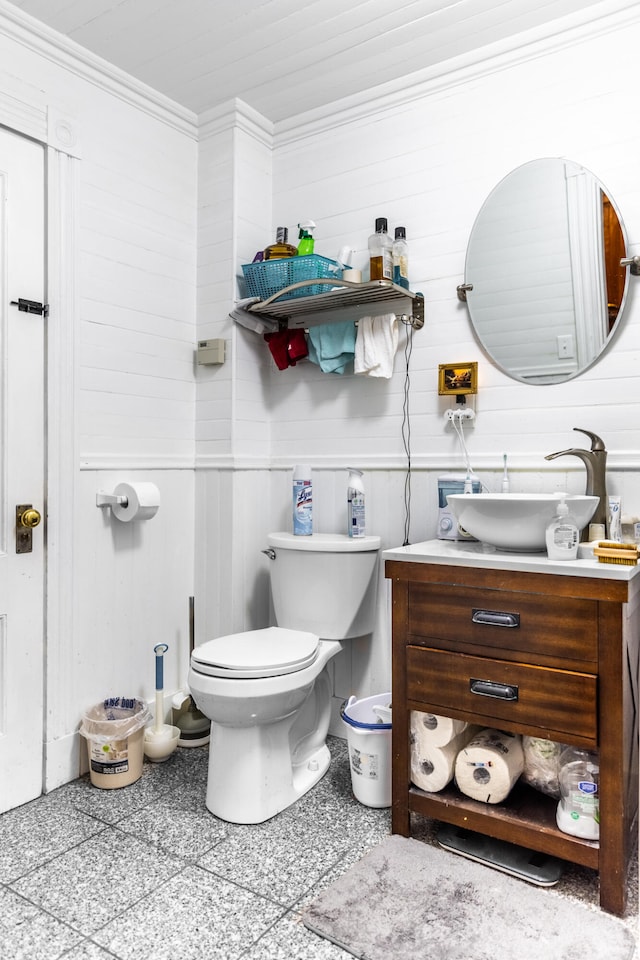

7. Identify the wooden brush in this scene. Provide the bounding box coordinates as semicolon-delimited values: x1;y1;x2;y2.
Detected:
593;541;639;565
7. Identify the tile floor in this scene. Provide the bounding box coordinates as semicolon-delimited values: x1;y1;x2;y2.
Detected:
0;736;637;959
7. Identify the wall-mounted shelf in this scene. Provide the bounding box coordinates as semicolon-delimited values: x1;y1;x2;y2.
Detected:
247;278;424;330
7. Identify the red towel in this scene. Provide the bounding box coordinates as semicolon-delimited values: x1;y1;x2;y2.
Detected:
264;329;308;369
287;329;308;364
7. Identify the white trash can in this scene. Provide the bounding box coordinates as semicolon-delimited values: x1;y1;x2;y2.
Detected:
79;697;151;789
341;693;392;808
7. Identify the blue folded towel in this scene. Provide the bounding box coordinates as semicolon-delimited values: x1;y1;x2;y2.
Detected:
307;321;356;374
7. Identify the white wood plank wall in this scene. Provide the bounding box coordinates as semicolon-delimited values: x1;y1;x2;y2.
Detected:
197;11;640;728
266;21;640;465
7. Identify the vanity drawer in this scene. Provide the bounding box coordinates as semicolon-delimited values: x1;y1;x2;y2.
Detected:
407;582;597;664
406;645;597;742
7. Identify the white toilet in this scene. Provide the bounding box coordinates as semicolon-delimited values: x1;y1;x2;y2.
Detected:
188;532;381;824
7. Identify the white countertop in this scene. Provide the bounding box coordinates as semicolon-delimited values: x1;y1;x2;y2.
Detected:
383;538;640;581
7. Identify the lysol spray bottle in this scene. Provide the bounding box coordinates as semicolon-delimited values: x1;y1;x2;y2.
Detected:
347;468;366;537
292;464;312;535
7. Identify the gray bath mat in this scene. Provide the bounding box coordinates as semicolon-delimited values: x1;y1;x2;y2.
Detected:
303;835;636;960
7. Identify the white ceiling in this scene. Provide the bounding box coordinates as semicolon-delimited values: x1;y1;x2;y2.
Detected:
7;0;615;121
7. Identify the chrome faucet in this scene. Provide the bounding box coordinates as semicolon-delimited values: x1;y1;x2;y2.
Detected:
545;428;608;536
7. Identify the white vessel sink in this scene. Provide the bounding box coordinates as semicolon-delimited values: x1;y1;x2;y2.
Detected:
447;493;599;552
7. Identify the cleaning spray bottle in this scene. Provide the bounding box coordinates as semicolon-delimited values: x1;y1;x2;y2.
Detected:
297;220;316;256
347;468;366;538
293;464;313;535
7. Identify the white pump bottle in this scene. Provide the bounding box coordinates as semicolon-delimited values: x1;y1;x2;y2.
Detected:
545;496;579;560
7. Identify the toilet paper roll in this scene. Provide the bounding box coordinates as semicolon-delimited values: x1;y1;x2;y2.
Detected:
454;728;524;804
410;715;479;792
342;268;362;283
411;710;470;748
112;482;160;522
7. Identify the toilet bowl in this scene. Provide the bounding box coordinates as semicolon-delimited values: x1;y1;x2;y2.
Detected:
188;532;380;824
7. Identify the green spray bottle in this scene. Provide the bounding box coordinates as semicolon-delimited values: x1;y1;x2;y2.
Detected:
297;220;316;256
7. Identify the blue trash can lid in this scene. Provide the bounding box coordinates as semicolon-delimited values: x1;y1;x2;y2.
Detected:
341;693;392;730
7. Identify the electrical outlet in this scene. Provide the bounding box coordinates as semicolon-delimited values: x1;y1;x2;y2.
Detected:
557;334;575;359
444;408;475;423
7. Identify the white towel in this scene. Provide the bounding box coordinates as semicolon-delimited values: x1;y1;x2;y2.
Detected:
354;314;398;378
229;297;279;335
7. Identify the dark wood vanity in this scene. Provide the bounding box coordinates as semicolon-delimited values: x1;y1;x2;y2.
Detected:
385;545;639;916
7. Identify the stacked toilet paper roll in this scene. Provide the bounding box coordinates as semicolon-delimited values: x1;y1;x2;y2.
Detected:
410;712;477;793
454;728;524;804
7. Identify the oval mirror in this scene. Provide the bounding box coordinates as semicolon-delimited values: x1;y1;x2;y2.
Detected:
463;159;628;384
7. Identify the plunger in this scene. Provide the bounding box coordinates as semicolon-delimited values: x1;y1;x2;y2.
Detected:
143;643;180;762
172;596;210;747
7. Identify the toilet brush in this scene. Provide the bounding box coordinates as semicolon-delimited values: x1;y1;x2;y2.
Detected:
143;643;180;762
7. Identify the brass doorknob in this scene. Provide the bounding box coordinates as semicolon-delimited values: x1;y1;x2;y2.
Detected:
18;507;41;528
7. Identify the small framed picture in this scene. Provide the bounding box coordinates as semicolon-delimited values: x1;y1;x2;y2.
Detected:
438;361;478;396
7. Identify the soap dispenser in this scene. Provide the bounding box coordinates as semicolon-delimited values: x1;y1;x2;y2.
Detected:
546;496;579;560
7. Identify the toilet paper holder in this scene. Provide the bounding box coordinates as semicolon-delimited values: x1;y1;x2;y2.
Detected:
96;491;128;508
95;482;161;522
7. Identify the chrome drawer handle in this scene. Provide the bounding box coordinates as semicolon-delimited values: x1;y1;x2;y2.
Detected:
472;608;520;628
470;678;519;701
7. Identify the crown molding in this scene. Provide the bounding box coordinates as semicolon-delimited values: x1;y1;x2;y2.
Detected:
0;2;197;138
198;98;273;147
274;0;640;146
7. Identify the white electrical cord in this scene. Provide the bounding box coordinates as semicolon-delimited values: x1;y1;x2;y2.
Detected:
450;413;491;493
451;413;474;482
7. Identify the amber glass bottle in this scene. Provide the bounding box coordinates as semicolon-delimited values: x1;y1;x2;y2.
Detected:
264;226;298;260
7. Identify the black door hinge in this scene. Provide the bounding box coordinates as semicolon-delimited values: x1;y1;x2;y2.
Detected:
10;298;49;317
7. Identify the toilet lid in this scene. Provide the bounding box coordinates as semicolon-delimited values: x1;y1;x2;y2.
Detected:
191;627;320;679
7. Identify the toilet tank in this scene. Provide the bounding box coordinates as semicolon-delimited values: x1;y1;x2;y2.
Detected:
266;533;381;640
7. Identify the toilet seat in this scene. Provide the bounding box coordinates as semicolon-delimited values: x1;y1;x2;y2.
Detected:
191;626;320;679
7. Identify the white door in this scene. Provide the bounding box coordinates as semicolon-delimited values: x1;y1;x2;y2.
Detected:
0;127;45;813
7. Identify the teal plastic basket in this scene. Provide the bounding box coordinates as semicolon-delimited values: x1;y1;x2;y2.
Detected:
242;254;339;301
